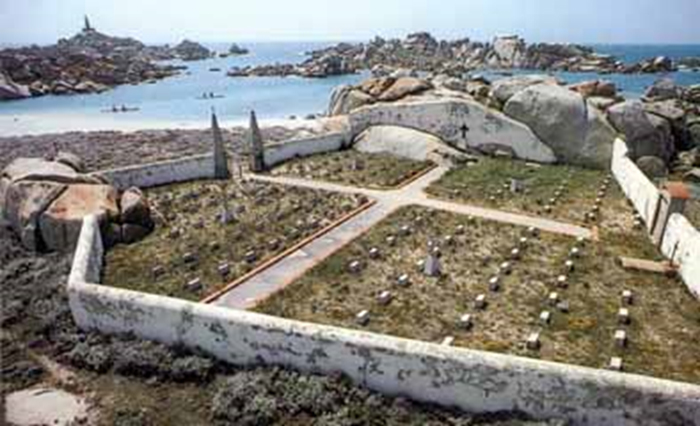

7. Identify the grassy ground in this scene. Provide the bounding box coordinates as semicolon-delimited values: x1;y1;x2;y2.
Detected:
256;202;700;384
103;179;364;301
425;158;632;228
268;149;433;189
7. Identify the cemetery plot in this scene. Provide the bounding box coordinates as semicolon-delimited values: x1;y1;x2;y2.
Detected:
255;205;700;384
103;179;366;301
425;158;636;229
268;150;433;189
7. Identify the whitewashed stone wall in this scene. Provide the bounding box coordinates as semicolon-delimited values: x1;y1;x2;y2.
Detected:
263;132;349;168
611;139;660;231
349;98;557;164
93;154;216;190
661;213;700;298
68;214;700;426
611;138;700;298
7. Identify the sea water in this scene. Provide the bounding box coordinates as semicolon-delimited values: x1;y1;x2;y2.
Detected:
0;42;699;134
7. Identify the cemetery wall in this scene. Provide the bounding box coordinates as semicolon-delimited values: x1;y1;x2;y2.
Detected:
68;214;700;426
661;213;700;298
610;139;660;231
611;138;700;298
263;132;349;168
348;98;557;164
92;154;216;190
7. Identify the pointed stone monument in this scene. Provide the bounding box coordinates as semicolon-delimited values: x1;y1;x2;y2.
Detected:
83;15;94;32
211;111;230;179
249;110;265;173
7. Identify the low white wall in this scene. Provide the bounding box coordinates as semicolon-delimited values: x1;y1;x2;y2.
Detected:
68;214;700;426
611;139;660;231
349;98;557;164
661;213;700;298
93;154;215;190
263;132;349;168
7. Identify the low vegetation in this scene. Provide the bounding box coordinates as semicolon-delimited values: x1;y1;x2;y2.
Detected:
268;149;434;189
256;204;700;384
103;179;365;301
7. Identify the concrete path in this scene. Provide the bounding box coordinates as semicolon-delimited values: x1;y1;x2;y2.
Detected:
213;168;591;309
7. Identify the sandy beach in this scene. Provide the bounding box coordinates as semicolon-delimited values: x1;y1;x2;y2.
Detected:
0;110;331;137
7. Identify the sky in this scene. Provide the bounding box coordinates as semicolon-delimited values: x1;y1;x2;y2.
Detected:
1;0;699;45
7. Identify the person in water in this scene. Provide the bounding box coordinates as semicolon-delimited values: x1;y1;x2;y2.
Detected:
121;105;127;112
112;105;118;113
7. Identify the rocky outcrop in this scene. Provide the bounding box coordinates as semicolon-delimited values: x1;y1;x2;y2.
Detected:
489;75;559;105
353;125;466;162
0;25;184;101
0;155;153;251
636;156;668;179
568;80;617;98
348;94;557;164
39;184;119;251
622;56;676;74
644;78;685;101
503;83;614;168
328;77;433;116
0;71;31;100
228;43;249;55
608;100;675;163
227;53;355;78
173;40;212;61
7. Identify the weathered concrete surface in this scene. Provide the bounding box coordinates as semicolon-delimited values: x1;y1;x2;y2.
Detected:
610;139;661;231
263;131;349;168
349;97;556;164
353;125;465;162
661;213;700;299
5;387;89;426
93;154;216;190
68;215;700;426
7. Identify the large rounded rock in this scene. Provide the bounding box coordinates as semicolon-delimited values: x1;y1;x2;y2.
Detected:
39;184;119;252
608;100;674;162
690;120;700;148
3;158;99;185
377;77;432;102
568;80;617;98
504;83;612;168
490;75;559;105
2;180;67;250
353;125;462;161
0;71;31;100
120;187;153;228
55;151;86;173
636;156;668;179
644;78;683;101
328;86;374;116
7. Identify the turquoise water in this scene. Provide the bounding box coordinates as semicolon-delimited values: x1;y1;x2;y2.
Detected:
0;42;699;126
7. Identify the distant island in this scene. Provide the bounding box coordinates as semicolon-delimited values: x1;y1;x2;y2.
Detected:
0;16;237;100
227;32;700;79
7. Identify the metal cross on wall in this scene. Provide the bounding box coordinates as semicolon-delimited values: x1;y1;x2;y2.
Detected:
460;124;470;139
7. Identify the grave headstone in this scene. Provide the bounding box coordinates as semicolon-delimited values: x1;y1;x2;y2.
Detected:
152;265;165;279
245;250;257;263
369;247;381;259
618;308;631;325
548;292;559;306
356;310;370;326
556;301;570;313
614;330;627;348
441;336;455;346
218;263;230;277
459;314;473;330
609;357;623;371
499;261;512;275
348;260;362;274
424;254;441;277
397;274;411;287
510;179;525;194
186;277;202;292
621;290;634;305
526;332;541;350
540;311;552;324
475;294;487;310
377;291;393;306
488;276;501;292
